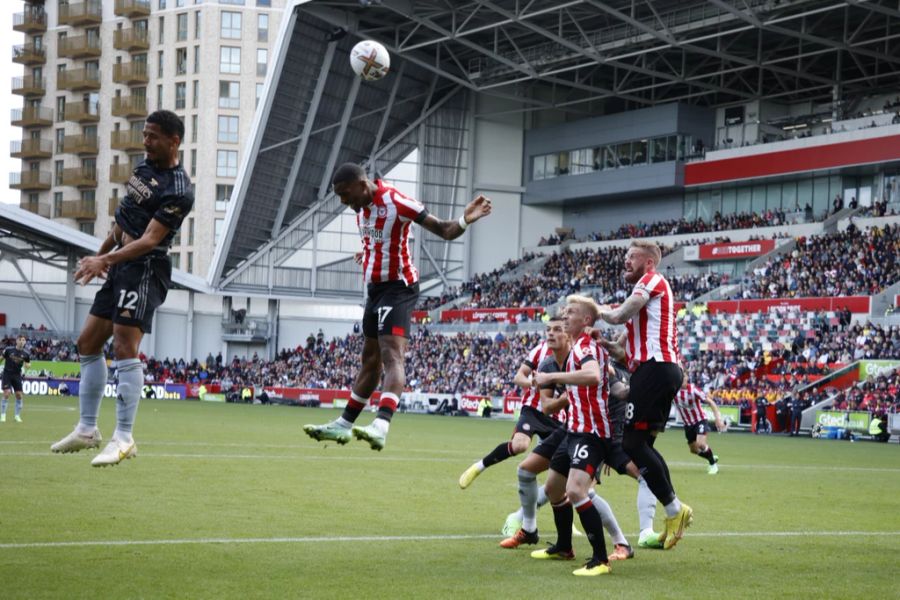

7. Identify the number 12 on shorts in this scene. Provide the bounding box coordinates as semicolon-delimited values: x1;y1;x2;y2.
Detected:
118;289;138;311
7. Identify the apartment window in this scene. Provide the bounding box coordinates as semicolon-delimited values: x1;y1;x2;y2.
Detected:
256;82;263;107
219;47;241;74
157;84;164;110
216;184;233;211
257;13;268;42
187;252;193;273
56;96;66;122
175;82;186;109
219;81;240;108
214;218;224;244
158;16;165;43
177;13;188;41
257;49;268;76
178;149;184;166
194;11;201;39
176;0;185;7
53;192;62;216
193;45;200;74
159;0;167;8
158;50;165;77
171;253;181;269
176;48;187;75
55;128;64;153
192;80;199;109
191;114;198;143
221;0;245;4
257;0;271;6
190;149;196;177
187;217;194;245
216;150;238;177
173;229;181;246
79;222;94;236
221;12;241;39
55;160;63;186
217;115;239;143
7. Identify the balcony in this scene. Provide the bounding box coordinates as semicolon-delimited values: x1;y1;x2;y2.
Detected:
58;1;103;27
20;199;51;218
11;106;53;128
10;171;51;191
109;164;133;184
12;43;46;66
64;100;100;124
113;28;149;52
58;35;102;60
11;138;52;159
60;167;98;188
58;68;101;91
13;8;47;34
12;75;45;98
112;62;148;85
111;95;147;118
115;0;151;19
62;133;99;155
57;199;97;220
108;196;121;216
111;130;143;151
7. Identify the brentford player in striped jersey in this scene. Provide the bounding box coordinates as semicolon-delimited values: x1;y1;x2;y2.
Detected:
304;163;491;451
675;372;726;474
458;317;568;489
530;295;619;577
597;240;692;550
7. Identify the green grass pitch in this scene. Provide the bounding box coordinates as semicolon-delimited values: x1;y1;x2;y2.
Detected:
1;396;898;599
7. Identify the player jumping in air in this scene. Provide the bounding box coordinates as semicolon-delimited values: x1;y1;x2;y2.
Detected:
675;372;726;474
51;110;193;467
597;240;692;549
458;316;568;489
304;163;491;451
1;335;31;423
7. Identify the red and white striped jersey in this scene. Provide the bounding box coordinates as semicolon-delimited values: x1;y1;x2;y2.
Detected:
565;333;611;437
357;180;428;286
520;341;551;411
625;270;681;371
675;383;707;426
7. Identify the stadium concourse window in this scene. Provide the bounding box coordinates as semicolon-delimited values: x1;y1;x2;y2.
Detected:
531;134;684;180
683;174;841;222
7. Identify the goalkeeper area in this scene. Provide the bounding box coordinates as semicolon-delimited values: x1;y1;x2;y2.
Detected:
1;397;898;599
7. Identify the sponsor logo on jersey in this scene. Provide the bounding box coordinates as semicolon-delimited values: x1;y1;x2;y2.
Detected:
361;226;384;241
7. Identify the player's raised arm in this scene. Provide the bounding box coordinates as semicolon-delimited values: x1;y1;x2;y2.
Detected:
419;194;492;240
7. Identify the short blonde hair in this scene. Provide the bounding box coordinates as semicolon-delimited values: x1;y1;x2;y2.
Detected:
630;239;661;266
566;294;600;324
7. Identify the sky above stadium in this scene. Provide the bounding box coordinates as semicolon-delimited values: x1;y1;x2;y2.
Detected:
1;5;24;204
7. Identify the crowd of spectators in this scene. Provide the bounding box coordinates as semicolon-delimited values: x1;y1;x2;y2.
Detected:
832;370;900;416
735;223;900;299
416;253;537;310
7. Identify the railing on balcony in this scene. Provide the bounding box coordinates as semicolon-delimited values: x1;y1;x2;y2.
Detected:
57;68;101;91
111;130;143;151
11;106;53;127
112;62;149;85
20;199;51;218
12;43;46;66
13;7;47;34
113;28;149;52
64;100;100;123
10;171;51;191
58;35;102;60
12;75;45;97
58;1;103;27
109;164;134;184
115;0;151;19
62;134;99;155
11;138;52;159
111;95;147;118
57;199;97;220
60;167;98;188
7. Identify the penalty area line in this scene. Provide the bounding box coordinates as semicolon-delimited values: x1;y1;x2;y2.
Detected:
2;531;899;550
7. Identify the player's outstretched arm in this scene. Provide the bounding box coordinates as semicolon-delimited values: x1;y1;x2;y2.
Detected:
703;396;726;430
75;219;171;286
419;195;492;240
513;363;534;389
598;295;648;325
535;360;601;387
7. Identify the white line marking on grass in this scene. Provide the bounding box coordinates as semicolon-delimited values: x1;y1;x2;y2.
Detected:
2;531;898;550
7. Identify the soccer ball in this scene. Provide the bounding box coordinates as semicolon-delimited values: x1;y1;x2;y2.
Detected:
350;40;390;81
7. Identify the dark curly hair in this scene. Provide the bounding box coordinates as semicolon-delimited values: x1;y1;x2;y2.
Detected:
146;110;185;141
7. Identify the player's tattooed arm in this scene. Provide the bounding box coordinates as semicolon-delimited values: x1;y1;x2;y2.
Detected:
419;195;492;240
597;295;648;325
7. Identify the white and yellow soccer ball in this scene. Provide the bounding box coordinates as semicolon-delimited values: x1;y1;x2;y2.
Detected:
350;40;390;81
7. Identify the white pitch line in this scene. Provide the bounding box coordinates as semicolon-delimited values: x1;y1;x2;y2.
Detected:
1;531;898;550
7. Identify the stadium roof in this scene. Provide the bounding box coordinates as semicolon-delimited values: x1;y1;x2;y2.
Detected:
210;0;900;296
0;202;210;294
